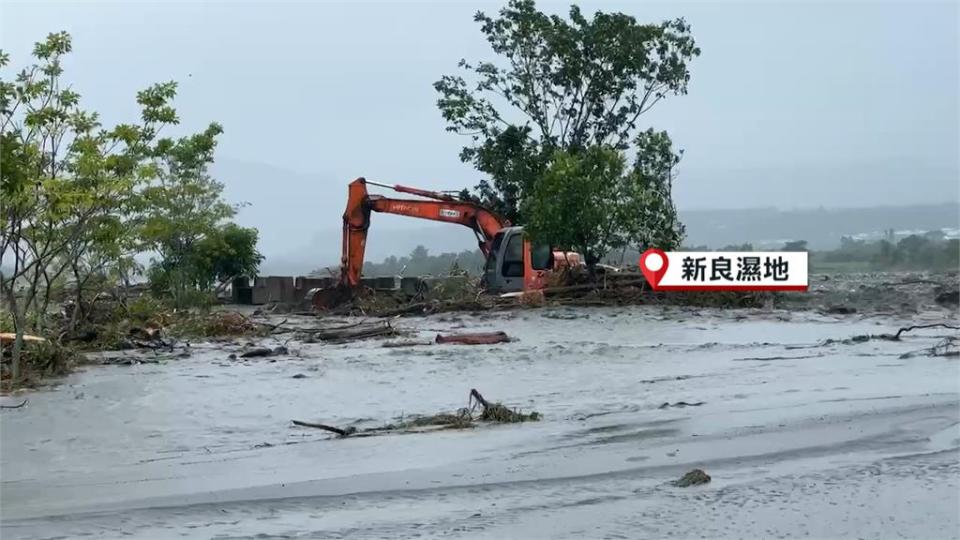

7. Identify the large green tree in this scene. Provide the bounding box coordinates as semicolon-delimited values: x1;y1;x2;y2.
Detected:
435;0;698;226
0;32;181;376
1;31;262;379
139;121;263;307
523;131;685;262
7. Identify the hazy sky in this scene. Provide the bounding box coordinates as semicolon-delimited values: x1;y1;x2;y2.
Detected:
3;1;958;264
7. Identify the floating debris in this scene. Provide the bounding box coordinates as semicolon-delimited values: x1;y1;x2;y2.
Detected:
435;331;510;345
658;401;705;409
314;320;396;343
674;468;711;487
240;345;288;358
290;388;539;439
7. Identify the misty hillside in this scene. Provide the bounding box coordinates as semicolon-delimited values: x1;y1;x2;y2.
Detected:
256;202;959;275
681;202;960;250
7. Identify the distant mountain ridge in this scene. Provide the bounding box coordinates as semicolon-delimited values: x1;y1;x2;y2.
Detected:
257;202;959;275
680;202;960;250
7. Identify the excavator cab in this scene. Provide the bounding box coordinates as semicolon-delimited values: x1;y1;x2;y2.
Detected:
482;227;558;293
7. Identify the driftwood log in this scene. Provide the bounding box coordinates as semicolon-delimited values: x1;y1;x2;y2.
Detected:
469;388;490;409
435;331;510;345
0;398;28;409
382;340;433;348
314;321;395;342
291;420;356;436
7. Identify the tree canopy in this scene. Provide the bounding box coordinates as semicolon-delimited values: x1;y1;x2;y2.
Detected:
1;31;262;377
435;0;699;231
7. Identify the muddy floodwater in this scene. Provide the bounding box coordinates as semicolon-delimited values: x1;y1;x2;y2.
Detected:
2;306;958;539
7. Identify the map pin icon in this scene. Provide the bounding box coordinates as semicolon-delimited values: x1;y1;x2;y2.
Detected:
640;249;668;289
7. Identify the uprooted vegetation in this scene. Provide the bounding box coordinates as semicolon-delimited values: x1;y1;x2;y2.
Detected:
321;271;774;318
291;388;540;439
0;340;78;390
791;322;960;360
318;268;960;318
1;298;273;390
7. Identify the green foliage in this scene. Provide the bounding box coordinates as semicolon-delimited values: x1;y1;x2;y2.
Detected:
168;310;264;339
524;140;685;262
139;123;232;264
629;129;685;250
0;31;262;380
1;31;164;369
138;121;264;307
813;234;958;272
147;222;263;306
523;146;626;261
192;223;263;290
435;0;698;224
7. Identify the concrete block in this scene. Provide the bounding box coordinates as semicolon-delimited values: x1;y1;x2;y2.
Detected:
401;277;425;296
231;277;250;304
251;287;270;305
373;276;400;291
296;276;335;290
255;276;295;304
234;287;253;305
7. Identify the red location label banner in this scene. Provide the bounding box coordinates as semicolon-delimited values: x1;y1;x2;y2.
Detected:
638;249;809;292
639;248;669;288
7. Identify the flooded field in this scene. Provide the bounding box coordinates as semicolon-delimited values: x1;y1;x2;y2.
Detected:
2;305;958;539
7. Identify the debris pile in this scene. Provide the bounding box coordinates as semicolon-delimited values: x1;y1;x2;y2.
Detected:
312;320;396;343
674;469;711;487
435;331;511;345
290;388;539;439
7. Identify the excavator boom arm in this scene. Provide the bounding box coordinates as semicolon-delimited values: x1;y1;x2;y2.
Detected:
340;178;507;287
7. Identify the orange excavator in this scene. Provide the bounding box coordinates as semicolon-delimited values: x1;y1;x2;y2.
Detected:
334;177;581;296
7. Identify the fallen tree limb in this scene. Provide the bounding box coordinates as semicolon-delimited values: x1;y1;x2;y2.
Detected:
468;388;539;422
469;388;490;409
821;322;960;346
258;318;288;331
0;398;28;409
259;318;303;335
891;323;960;340
379;302;434;317
291;420;356;436
382;340;433;348
658;401;705;409
0;333;45;344
315;321;395;342
312;320;368;332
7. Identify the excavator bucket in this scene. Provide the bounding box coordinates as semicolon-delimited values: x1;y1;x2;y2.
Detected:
309;285;355;311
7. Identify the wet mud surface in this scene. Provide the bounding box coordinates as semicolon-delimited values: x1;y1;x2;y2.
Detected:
2;304;958;539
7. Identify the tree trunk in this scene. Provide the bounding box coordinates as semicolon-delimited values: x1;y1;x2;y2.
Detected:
69;261;84;334
3;284;24;382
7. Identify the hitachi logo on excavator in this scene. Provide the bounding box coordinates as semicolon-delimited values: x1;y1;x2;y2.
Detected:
388;203;418;214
